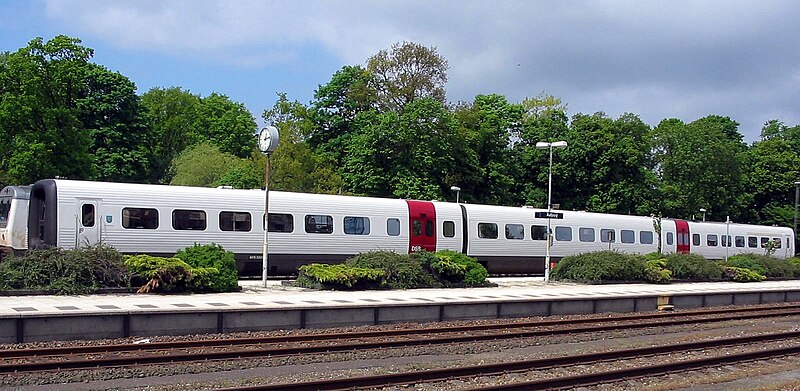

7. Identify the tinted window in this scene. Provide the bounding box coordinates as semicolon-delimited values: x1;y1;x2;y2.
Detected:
707;234;718;247
640;231;654;244
692;233;700;246
722;235;732;247
773;238;782;249
600;229;615;243
0;196;9;229
387;218;401;236
748;236;758;248
412;220;422;236
220;211;251;232
305;214;333;234
344;216;370;235
172;209;206;230
505;224;525;240
443;221;455;238
478;223;498;239
123;208;159;229
266;213;293;232
621;229;635;243
425;220;434;237
735;236;745;247
760;237;769;248
531;225;548;240
579;227;595;242
81;204;95;227
667;232;674;245
555;226;572;241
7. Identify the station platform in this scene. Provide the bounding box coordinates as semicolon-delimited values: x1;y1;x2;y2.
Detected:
1;279;799;343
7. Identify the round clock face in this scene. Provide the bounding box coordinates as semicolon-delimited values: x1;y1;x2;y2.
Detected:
258;126;280;153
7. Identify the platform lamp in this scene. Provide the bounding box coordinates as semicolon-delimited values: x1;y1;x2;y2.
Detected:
699;208;707;222
794;181;800;255
450;186;461;203
258;126;280;288
535;140;568;283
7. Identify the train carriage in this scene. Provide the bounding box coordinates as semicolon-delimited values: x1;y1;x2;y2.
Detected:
0;186;30;259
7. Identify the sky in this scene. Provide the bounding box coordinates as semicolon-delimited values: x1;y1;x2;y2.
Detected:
2;0;799;143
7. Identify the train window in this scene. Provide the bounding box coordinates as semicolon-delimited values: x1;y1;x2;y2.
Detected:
412;220;422;236
265;213;294;232
773;238;782;249
579;227;595;242
505;224;525;240
81;204;95;227
735;236;745;247
172;209;206;230
478;223;498;239
531;225;548;240
443;221;455;238
640;231;654;244
387;219;401;236
748;236;758;248
220;211;251;232
760;237;769;248
621;230;635;244
555;226;572;241
692;234;700;246
707;234;718;247
305;215;333;234
0;196;9;228
122;208;159;229
722;235;732;247
600;229;615;243
666;232;674;245
425;220;434;237
344;216;370;235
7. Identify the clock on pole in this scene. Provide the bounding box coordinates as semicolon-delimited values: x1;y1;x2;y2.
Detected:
258;126;280;154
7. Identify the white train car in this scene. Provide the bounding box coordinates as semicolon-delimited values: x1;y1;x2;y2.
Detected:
27;179;411;275
0;186;30;259
687;221;794;260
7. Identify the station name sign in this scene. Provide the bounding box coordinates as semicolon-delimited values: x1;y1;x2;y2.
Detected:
534;211;564;219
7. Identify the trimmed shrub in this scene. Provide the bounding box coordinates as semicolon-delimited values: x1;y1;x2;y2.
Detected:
347;251;436;289
724;266;766;282
644;259;672;283
124;254;195;293
296;263;385;289
429;250;489;286
725;254;798;278
0;244;131;294
174;244;239;292
662;253;725;280
551;251;646;283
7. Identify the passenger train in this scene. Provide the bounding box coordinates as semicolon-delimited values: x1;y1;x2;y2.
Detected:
0;179;795;275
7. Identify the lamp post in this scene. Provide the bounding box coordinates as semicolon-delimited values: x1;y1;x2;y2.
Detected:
699;208;706;222
794;181;800;255
450;186;461;203
258;126;280;288
535;140;568;283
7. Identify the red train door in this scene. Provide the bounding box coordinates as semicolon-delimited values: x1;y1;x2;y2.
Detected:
675;219;690;254
406;200;436;253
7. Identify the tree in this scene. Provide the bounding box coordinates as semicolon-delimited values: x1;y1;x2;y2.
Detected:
651;115;749;221
366;41;448;112
747;120;800;229
140;87;201;183
169;142;243;187
195;93;257;158
0;36;95;185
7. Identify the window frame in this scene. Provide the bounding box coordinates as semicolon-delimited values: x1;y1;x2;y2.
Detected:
122;207;159;230
478;222;498;239
343;216;371;235
305;214;334;234
505;224;525;240
219;211;252;232
579;227;595;242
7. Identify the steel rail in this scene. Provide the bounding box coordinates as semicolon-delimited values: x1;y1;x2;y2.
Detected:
218;331;800;391
2;302;799;359
1;307;799;374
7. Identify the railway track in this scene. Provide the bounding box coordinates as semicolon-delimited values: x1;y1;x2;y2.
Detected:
1;303;799;375
215;331;800;390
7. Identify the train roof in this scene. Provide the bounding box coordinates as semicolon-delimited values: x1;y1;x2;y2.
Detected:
0;185;31;199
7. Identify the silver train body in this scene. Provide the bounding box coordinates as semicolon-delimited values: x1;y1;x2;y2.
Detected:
0;179;795;275
0;185;30;258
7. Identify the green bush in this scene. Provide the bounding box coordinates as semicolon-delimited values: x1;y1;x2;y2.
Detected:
725;254;798;278
430;250;489;286
174;244;239;292
662;253;725;280
124;254;195;293
551;251;646;283
347;251;436;289
296;263;385;289
724;266;766;282
0;244;131;294
644;259;672;283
